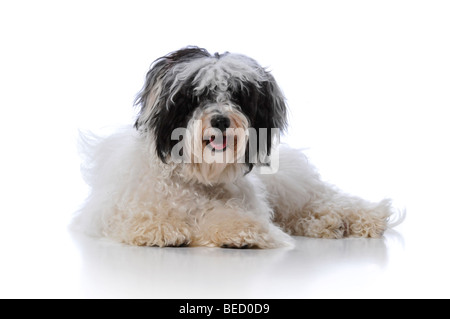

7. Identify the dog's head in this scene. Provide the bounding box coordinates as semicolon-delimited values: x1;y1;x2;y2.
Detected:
135;46;287;184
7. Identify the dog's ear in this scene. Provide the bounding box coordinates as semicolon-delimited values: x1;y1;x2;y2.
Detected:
134;57;171;130
259;73;287;160
246;72;287;165
261;73;288;134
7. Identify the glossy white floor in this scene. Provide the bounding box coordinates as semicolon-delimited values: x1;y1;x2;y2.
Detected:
1;1;449;299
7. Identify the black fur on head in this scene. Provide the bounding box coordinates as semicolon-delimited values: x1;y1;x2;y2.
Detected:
134;46;288;167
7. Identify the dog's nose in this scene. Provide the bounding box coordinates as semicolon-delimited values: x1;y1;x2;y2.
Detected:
210;116;231;132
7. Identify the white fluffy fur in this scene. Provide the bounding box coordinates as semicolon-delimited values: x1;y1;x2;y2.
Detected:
72;127;399;248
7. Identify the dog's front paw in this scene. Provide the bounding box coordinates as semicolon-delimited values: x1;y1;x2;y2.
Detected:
301;216;349;239
194;218;293;249
129;224;191;247
115;216;192;247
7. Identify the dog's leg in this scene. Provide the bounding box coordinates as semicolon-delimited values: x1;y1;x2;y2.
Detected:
260;146;393;238
287;192;392;238
105;209;193;247
191;205;293;249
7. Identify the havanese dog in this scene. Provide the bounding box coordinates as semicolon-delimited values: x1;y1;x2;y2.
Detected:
72;46;402;248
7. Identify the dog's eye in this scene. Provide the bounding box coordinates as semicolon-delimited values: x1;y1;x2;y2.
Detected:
230;85;259;116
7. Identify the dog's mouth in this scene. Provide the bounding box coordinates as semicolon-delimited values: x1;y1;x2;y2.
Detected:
207;135;227;151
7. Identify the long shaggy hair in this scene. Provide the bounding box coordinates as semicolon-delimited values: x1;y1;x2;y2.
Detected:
134;47;286;183
72;46;403;248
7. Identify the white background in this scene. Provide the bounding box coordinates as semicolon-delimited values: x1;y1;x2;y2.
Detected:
1;0;449;298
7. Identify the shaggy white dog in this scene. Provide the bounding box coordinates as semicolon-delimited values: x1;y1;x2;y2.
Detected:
72;47;401;248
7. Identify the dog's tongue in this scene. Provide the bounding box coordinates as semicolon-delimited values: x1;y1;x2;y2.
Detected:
210;136;227;150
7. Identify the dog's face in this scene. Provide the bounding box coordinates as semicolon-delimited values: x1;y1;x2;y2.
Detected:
135;47;287;184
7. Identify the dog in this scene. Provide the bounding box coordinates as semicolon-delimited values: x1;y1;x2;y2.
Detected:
72;46;401;248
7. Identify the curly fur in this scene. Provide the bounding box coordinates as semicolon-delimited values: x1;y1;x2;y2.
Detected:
72;47;403;248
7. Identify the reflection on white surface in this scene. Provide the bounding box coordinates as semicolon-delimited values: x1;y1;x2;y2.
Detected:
2;212;450;298
70;231;397;299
